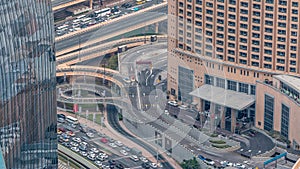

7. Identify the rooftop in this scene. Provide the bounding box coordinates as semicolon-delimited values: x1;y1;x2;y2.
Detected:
274;75;300;92
189;85;255;111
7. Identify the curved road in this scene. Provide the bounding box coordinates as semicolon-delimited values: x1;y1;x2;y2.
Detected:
107;105;174;169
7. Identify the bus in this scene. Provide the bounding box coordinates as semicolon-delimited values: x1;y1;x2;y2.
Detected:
65;116;79;125
76;14;86;19
95;8;111;17
57;24;68;31
81;17;92;24
136;0;146;5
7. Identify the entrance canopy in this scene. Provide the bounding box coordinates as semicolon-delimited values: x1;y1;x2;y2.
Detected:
189;85;255;111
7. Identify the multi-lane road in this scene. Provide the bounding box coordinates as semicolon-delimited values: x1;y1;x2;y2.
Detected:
56;5;167;51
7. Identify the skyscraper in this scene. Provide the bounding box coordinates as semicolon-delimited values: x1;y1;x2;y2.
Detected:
0;0;57;168
167;0;300;143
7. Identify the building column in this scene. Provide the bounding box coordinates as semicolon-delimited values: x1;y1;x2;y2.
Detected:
210;103;216;132
231;109;236;133
221;106;225;130
155;23;159;33
197;98;203;112
90;0;93;9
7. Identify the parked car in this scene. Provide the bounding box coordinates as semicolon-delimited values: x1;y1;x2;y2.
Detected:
120;150;128;156
198;155;205;161
204;158;215;166
130;155;139;162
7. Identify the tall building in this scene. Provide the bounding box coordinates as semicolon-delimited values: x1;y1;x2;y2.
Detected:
0;0;57;168
167;0;300;148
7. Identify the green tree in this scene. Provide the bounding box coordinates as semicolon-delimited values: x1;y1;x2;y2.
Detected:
180;157;201;169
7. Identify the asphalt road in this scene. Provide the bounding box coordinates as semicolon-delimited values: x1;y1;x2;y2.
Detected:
107;105;174;169
52;0;73;7
56;6;167;51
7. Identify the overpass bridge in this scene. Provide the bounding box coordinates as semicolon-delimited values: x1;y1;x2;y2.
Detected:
52;0;91;11
55;3;167;54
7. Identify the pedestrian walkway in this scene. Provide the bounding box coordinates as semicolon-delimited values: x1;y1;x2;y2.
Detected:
58;160;74;169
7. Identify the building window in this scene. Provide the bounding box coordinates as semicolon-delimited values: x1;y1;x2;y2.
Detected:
178;66;194;102
205;74;214;85
264;94;274;131
216;77;225;88
227;80;237;91
250;85;256;95
239;83;248;94
281;104;289;139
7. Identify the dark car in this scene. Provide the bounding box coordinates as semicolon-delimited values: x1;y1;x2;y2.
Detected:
116;163;124;169
109;159;116;165
142;162;150;169
57;114;66;119
198;155;205;161
121;3;132;8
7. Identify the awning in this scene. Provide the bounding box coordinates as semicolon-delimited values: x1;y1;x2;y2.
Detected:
189;85;255;111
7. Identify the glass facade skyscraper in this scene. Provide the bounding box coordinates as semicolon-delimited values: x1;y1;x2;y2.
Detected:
0;0;57;168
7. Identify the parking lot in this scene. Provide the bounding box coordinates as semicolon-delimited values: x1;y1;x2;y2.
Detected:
57;114;162;169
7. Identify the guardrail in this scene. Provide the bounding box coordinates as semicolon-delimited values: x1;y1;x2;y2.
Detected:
56;35;167;57
55;2;167;41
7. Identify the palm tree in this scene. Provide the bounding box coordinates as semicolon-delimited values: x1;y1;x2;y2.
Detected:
180;157;201;169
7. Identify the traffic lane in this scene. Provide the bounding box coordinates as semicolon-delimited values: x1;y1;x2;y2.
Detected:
58;123;143;168
56;9;167;51
108;109;174;169
52;0;73;7
121;44;167;62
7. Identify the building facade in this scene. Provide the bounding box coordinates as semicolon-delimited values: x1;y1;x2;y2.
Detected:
167;0;300;144
0;0;57;168
256;75;300;150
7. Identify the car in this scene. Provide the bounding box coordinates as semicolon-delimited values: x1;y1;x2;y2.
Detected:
87;154;96;161
58;127;66;132
71;147;79;152
62;142;70;148
130;155;139;162
79;145;87;151
70;142;78;147
101;138;108;143
67;131;75;137
80;136;89;141
108;159;116;165
121;3;132;8
91;148;99;154
94;160;102;167
123;77;131;83
220;161;228;167
96;155;105;161
80;142;88;147
57;114;66;119
142;162;151;169
120;150;128;156
99;153;108;159
72;137;81;143
149;163;157;168
139;156;148;163
122;146;131;152
198;155;205;161
164;110;169;115
80;151;88;157
179;105;188;110
234;163;246;169
86;132;94;138
109;143;117;148
57;129;62;135
116;163;124;169
204;158;215;166
57;118;65;123
89;129;97;133
108;138;115;142
168;100;178;107
114;141;123;146
59;136;69;142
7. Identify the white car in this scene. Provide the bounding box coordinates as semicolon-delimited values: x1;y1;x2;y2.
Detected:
90;148;99;153
80;142;88;147
94;160;102;167
204;159;215;166
99;153;108;159
71;147;79;152
164;110;169;115
130;155;139;162
109;143;117;148
114;141;123;146
150;163;157;168
120;150;128;156
80;151;88;157
87;154;95;161
70;142;78;147
179;105;188;110
86;132;95;138
168;101;178;107
72;137;81;143
139;156;148;163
